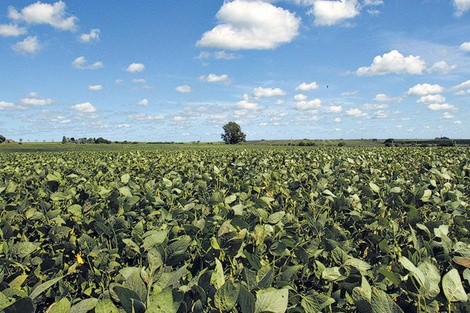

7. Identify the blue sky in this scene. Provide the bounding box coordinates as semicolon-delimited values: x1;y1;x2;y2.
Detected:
1;0;470;142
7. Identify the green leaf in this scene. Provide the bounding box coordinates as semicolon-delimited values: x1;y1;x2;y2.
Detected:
118;186;133;198
48;297;71;313
9;275;28;290
370;288;404;313
344;258;371;273
68;204;82;217
69;298;99;313
255;288;289;313
121;173;130;184
418;261;440;299
353;277;372;313
11;242;39;259
442;269;468;303
369;182;380;193
214;280;240;312
29;276;64;300
142;230;168;251
112;285;144;313
211;258;225;290
322;267;346;282
238;285;255;313
3;297;34;313
399;256;427;289
147;288;179;313
95;297;119;313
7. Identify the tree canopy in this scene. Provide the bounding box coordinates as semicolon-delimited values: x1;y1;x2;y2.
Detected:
221;122;246;144
0;135;5;143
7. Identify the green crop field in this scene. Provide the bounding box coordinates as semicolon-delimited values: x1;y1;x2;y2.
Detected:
0;145;469;312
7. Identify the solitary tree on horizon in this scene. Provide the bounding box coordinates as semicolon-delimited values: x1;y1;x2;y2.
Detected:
221;122;246;144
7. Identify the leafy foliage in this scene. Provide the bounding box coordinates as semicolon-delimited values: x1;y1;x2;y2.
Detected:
221;121;246;144
0;147;469;312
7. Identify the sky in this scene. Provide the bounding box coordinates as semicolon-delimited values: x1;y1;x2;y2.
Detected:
1;0;470;142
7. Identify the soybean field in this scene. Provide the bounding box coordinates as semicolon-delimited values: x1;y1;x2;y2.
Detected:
0;146;469;312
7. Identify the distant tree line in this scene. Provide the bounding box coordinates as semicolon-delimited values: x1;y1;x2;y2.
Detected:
62;136;111;144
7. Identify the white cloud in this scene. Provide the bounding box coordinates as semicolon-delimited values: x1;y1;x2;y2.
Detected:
197;51;239;60
294;99;322;111
12;36;41;54
129;114;164;121
236;99;262;111
453;79;470;90
132;78;146;84
407;83;444;96
20;92;53;106
126;63;145;73
346;108;368;117
442;112;454;119
326;105;343;113
454;120;462;124
8;1;77;31
294;94;308;101
417;94;446;104
363;103;389;110
80;28;100;43
72;102;97;113
460;42;470;52
197;0;300;50
296;82;319;91
72;56;103;70
312;0;360;26
334;117;342;123
253;87;286;98
88;85;102;91
373;93;402;102
364;0;383;5
427;103;456;111
356;50;426;76
454;0;470;16
0;101;16;110
0;24;27;37
199;73;231;84
427;60;457;74
138;99;149;106
176;85;192;93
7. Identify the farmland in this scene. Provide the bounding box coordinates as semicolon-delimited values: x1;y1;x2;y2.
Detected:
0;145;469;312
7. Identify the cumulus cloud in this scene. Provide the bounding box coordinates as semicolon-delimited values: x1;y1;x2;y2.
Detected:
346;108;368;117
253;87;286;98
312;0;360;26
72;102;97;113
19;92;53;106
363;103;389;110
296;82;319;91
197;0;300;50
427;61;457;74
138;99;149;106
236;99;262;111
326;105;343;113
356;50;426;76
126;63;145;73
294;94;308;101
442;112;454;119
80;28;100;43
72;56;103;70
8;1;77;31
176;85;192;93
407;83;444;96
199;73;232;84
0;24;27;37
417;94;446;104
428;103;456;111
294;99;322;111
132;78;146;84
373;93;402;102
88;85;102;91
0;101;17;110
454;0;470;16
12;36;41;54
459;42;470;52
